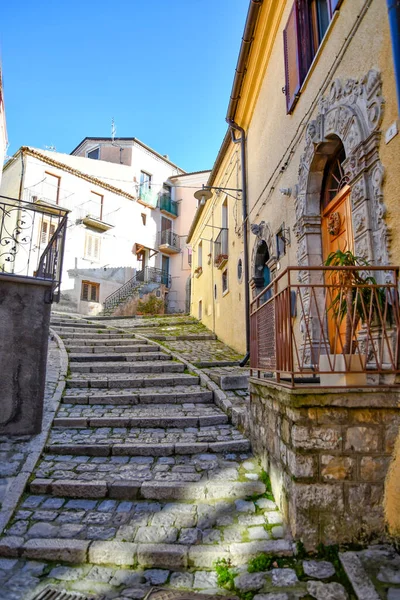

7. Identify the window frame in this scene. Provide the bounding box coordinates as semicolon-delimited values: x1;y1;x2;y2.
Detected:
88;190;104;221
140;171;152;194
81;280;100;303
87;147;100;160
222;268;229;296
44;171;61;205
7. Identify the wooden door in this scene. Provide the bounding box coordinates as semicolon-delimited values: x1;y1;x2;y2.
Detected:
321;185;354;352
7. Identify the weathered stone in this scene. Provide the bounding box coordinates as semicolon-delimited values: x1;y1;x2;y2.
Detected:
339;551;381;600
109;481;141;499
303;560;335;579
307;581;348;599
111;569;146;586
360;457;391;482
321;456;354;481
234;572;268;591
377;567;400;584
271;568;298;586
137;543;187;568
292;426;341;450
253;595;289;600
189;545;229;568
193;571;218;589
388;589;400;600
287;450;315;478
23;539;89;562
86;565;114;582
89;541;137;566
170;571;194;588
235;500;255;513
345;427;379;452
50;565;88;581
144;569;170;585
135;526;177;544
52;479;107;498
248;526;270;540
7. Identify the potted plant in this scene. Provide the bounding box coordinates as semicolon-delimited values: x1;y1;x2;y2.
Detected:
319;249;385;386
214;253;228;269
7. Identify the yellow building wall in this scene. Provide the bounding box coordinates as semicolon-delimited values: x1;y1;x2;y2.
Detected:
238;0;400;537
190;144;246;354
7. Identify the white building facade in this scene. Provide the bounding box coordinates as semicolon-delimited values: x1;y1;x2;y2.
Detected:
0;71;8;187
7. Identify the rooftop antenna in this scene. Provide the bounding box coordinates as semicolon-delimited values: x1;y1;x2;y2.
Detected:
111;117;116;142
45;145;57;152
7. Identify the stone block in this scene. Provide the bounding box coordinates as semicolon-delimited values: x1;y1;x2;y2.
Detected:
321;456;355;481
291;425;341;450
345;427;379;452
0;536;24;558
287;450;315;479
307;581;348;600
30;479;53;494
23;539;89;562
293;483;344;512
188;545;229;568
234;572;268;591
229;540;292;565
137;543;187;568
113;443;174;456
360;456;391;482
52;480;107;498
175;443;209;454
339;551;380;599
109;480;141;500
89;541;137;566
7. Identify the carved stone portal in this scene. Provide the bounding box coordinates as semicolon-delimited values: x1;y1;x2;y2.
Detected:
295;69;388;275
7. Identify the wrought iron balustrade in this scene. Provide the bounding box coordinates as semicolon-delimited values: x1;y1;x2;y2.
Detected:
250;266;400;388
103;266;171;312
157;229;180;251
159;194;178;217
214;228;228;265
0;195;68;302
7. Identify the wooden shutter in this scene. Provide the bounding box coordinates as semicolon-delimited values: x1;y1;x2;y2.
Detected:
94;237;100;260
81;282;89;301
40;222;48;245
329;0;343;13
283;2;302;113
90;284;98;302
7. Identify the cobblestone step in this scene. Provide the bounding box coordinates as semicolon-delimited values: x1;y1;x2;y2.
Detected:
62;387;214;404
58;332;136;340
51;322;105;329
69;352;170;362
53;414;229;428
68;362;185;375
65;373;200;389
69;358;174;373
67;343;157;353
56;402;225;419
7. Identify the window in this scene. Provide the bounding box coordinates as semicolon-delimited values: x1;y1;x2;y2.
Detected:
43;172;61;204
198;241;203;268
81;281;100;302
222;269;228;294
140;171;152;194
39;220;56;246
87;191;104;220
276;228;286;258
283;0;342;113
84;233;101;261
141;213;147;226
87;147;100;160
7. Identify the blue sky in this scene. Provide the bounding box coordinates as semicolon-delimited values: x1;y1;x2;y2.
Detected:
1;0;249;172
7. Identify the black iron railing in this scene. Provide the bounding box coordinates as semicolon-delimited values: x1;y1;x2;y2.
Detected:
103;266;171;313
157;229;180;250
0;195;68;303
214;228;228;265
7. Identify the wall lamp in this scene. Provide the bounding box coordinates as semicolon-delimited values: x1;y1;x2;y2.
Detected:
194;185;242;204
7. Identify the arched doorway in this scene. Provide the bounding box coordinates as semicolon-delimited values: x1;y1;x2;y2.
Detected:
321;141;353;262
253;241;271;297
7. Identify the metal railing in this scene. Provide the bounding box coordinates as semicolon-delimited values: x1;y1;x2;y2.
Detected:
157;229;180;251
103;266;171;313
0;195;68;302
214;228;228;265
250;266;400;388
159;194;178;217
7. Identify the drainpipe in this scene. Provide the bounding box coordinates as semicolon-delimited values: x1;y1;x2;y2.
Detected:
387;0;400;112
18;150;25;200
227;119;250;367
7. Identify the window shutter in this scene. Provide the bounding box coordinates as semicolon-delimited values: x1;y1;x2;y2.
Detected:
90;284;98;302
94;237;100;260
82;282;89;301
87;236;92;257
283;2;302;113
329;0;343;13
49;223;56;239
40;222;48;245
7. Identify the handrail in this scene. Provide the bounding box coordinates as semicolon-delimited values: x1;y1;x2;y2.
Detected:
103;266;172;312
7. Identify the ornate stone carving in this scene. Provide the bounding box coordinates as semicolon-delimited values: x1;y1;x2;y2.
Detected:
328;212;341;236
295;69;388;268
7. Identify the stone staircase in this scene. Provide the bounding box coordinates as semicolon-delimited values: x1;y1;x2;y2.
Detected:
0;316;291;581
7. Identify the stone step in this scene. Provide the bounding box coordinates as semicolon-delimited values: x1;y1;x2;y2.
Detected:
62;387;213;405
65;373;199;389
32;451;261;491
69;352;170;362
68;362;185;375
57;402;224;419
146;334;217;341
58;332;135;340
0;536;291;568
67;344;156;353
51;322;107;330
53;413;229;428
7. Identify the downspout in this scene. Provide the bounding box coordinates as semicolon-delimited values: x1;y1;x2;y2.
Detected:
18;150;25;200
386;0;400;112
227;120;250;366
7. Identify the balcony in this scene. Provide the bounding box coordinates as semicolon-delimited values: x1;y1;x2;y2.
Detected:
157;229;180;254
250;265;400;388
214;228;228;269
159;194;178;218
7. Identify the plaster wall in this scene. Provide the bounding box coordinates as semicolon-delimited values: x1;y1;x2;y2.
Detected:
189;145;246;354
0;90;7;188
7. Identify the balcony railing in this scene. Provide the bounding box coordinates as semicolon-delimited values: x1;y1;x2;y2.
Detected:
250;266;400;388
157;229;180;251
0;195;68;302
103;266;171;313
214;228;228;267
159;194;178;217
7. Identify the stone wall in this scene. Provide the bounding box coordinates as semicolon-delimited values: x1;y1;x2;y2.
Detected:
0;275;52;435
249;379;400;549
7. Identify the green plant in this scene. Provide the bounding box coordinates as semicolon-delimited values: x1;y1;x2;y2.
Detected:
324;249;386;354
248;553;273;572
136;295;164;315
215;558;236;589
